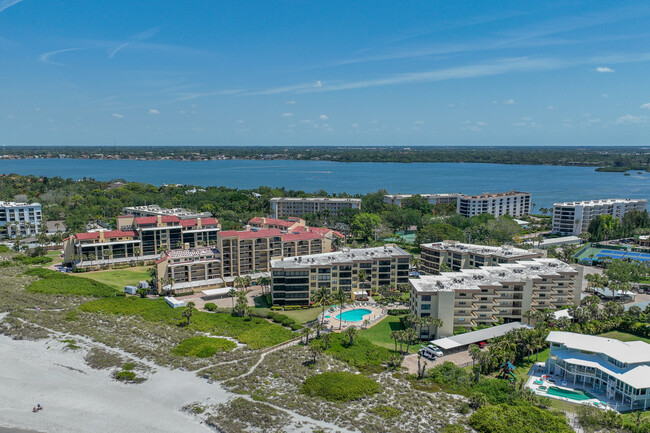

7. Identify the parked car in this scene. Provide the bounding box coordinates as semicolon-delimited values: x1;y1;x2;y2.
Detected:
419;347;437;360
426;345;444;357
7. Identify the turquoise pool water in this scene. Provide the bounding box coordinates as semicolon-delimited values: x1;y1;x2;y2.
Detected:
546;386;596;401
335;308;372;322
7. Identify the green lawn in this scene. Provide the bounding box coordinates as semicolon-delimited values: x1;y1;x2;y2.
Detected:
597;331;650;345
253;295;323;325
78;266;152;292
486;348;550;383
356;314;423;354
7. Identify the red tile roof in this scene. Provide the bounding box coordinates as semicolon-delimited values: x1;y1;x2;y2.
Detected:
179;217;219;227
134;215;180;225
75;230;137;240
248;217;295;228
218;228;283;239
306;226;345;238
282;231;324;241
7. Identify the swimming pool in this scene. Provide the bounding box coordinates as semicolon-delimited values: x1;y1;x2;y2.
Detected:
335;308;372;322
546;386;596;401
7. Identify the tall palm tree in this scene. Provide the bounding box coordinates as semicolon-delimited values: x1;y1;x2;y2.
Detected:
311;287;331;325
333;288;350;330
228;288;237;308
389;330;401;352
313;322;324;339
322;332;331;351
182;302;196;326
345;327;358;346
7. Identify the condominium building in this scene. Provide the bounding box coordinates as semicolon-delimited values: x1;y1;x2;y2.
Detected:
0;201;42;239
383;193;461;207
552;198;648;235
270;197;361;218
546;331;650;410
457;191;531;217
419;241;542;274
122;205;212;220
63;215;220;266
248;216;345;241
409;258;582;338
155;247;222;293
271;245;411;306
217;228;331;279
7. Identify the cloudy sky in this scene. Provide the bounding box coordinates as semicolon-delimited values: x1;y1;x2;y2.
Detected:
1;0;650;146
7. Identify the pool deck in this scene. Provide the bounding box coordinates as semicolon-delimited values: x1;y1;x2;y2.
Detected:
525;363;636;412
319;303;387;331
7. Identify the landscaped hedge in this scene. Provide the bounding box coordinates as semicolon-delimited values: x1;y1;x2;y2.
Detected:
387;309;410;315
24;268;118;298
172;336;236;357
204;303;218;311
302;372;380;401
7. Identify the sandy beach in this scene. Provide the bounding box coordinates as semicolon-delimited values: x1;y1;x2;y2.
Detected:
0;336;228;433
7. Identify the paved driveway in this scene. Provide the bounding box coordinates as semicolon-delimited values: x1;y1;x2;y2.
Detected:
402;349;473;374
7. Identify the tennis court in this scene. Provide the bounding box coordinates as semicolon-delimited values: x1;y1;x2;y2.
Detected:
594;249;650;262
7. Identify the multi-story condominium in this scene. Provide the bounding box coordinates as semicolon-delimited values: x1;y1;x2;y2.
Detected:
546;331;650;410
63;215;220;266
457;191;531;217
383;193;461;207
155;247;222;293
270;197;361;218
409;258;582;338
271;245;411;306
420;241;542;274
552;198;648;235
122;205;212;220
218;228;331;279
248;216;345;241
0;201;42;239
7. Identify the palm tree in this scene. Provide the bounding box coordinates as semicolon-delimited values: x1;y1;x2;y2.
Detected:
313;322;324;338
389;330;401;352
345;327;358;346
234;276;245;291
357;269;368;290
308;344;323;364
333;288;349;330
522;309;533;325
182;301;196;326
244;275;252;289
258;276;271;295
311;287;331;325
228;288;238;308
469;344;483;381
322;333;331;351
301;327;311;345
403;328;418;354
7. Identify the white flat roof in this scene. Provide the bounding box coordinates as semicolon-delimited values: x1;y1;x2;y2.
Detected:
201;287;233;297
431;322;532;350
547;331;650;364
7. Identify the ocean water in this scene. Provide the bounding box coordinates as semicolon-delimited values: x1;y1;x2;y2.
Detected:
0;159;648;209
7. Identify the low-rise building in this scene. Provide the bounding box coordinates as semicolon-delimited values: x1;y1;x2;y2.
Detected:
410;258;582;338
383;193;461;207
248;216;305;231
457;191;531;217
419;241;542;274
552;198;648;235
122;204;212;220
546;331;650;410
155;247;222;293
271;245;411;306
0;201;42;239
270;197;361;218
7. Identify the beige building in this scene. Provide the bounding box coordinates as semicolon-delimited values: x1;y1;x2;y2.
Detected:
552;198;648;235
457;191;531;217
410;258;582;338
121;205;212;220
271;245;411;306
420;241;542;274
155;247;222;293
270;197;361;218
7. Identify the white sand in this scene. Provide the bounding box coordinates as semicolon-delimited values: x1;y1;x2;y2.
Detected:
0;336;227;433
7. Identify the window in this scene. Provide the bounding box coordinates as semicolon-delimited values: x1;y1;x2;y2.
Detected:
421;304;431;310
422;295;431;302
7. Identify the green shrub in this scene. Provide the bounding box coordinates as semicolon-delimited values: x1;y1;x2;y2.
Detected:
387;309;410;315
370;405;402;419
469;404;572;433
302;372;380;401
320;333;393;373
204;303;218;311
115;371;136;381
0;245;11;253
122;362;136;371
24;268;117;298
172;336;236;357
12;255;53;265
270;306;283;310
80;297;293;349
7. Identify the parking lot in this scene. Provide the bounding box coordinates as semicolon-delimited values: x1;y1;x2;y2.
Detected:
402;349;473;374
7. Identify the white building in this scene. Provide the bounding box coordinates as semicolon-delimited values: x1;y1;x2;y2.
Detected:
0;201;42;239
457;191;531;218
122;205;212;220
270;197;361;218
552;198;648;235
410;258;582;338
546;331;650;410
383;193;461;207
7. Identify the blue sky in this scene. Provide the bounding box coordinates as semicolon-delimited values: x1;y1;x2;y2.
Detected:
1;0;650;146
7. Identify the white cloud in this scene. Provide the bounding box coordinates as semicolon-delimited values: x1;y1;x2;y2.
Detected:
39;48;83;66
236;119;245;124
351;123;359;128
178;110;187;115
281;112;294;117
285;100;296;105
300;119;313;124
414;120;425;124
503;99;515;104
34;107;40;112
477;121;488;126
602;94;609;98
313;80;322;88
112;113;124;119
110;27;161;59
149;109;160;115
547;106;556;110
6;114;15;119
319;114;328;120
615;114;647;125
0;0;24;13
594;66;615;73
640;103;650;110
